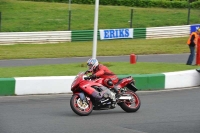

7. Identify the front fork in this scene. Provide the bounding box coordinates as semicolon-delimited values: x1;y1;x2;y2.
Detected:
74;92;89;104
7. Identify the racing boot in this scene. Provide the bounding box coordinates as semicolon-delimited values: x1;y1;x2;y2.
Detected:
112;86;120;99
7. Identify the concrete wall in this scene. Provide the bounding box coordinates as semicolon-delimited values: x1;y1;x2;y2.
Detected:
0;70;199;96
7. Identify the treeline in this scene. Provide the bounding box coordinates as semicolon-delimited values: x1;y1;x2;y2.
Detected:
22;0;200;8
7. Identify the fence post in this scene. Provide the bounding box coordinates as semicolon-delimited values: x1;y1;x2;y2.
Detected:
130;9;133;28
187;0;191;25
0;12;1;32
68;0;72;31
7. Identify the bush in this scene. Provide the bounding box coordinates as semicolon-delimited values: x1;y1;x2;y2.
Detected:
22;0;200;9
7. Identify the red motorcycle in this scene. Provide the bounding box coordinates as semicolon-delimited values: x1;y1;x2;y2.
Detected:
70;71;141;116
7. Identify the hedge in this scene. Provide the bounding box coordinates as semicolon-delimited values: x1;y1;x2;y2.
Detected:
22;0;200;9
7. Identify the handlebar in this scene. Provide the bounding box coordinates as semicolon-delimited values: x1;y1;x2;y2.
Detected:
84;77;91;80
84;76;97;80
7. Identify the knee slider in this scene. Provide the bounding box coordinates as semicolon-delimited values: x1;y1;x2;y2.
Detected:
107;80;113;86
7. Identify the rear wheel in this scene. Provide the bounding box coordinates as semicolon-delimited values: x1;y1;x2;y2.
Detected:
70;94;93;116
119;90;141;112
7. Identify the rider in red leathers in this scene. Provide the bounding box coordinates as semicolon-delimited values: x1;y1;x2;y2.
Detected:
86;58;120;96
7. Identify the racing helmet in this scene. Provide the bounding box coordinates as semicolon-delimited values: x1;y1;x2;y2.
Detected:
87;58;99;71
197;28;200;32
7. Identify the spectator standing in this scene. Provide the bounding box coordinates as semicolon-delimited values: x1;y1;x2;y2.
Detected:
186;28;200;65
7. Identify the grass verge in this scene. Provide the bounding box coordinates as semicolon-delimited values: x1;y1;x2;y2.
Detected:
0;0;199;32
0;37;189;59
0;62;199;78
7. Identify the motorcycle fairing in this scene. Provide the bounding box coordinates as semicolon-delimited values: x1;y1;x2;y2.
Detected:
126;82;138;92
79;81;103;94
71;72;85;91
79;81;112;100
114;76;137;92
115;76;133;88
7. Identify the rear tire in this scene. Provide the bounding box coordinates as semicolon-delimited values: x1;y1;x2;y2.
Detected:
70;94;93;116
119;91;141;112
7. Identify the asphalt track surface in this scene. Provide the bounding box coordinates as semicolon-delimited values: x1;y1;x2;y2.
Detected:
0;54;191;67
0;54;200;133
0;88;200;133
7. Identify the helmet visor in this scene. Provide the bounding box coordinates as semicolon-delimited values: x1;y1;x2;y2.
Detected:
87;63;93;70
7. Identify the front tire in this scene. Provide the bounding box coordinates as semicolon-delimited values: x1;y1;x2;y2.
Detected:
70;94;93;116
119;91;141;112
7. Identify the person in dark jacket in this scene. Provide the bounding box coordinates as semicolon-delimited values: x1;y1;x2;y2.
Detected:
186;28;200;65
86;58;120;96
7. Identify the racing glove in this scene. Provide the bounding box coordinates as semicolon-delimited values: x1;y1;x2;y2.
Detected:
85;70;92;75
89;74;96;79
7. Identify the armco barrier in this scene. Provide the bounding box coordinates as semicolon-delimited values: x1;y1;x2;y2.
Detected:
146;25;190;39
71;30;100;42
71;28;146;41
0;70;199;96
0;31;71;45
1;24;199;44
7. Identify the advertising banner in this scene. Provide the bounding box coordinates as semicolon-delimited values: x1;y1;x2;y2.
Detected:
99;28;133;40
190;24;200;33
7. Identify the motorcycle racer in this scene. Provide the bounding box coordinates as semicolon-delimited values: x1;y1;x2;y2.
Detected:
86;58;120;97
70;70;141;116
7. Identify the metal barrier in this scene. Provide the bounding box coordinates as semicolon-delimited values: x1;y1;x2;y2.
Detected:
0;31;71;45
0;24;199;45
71;30;100;42
146;25;190;39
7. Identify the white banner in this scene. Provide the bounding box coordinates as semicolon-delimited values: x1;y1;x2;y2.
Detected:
99;28;133;40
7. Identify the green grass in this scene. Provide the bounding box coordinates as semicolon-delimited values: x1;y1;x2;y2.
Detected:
0;0;199;32
0;62;199;78
0;37;194;78
0;0;198;78
0;37;189;59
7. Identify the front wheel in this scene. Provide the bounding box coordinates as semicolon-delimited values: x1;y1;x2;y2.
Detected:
119;90;141;112
70;94;93;116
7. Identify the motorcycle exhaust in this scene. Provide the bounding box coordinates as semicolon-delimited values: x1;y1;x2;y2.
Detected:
100;98;109;103
118;96;132;100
